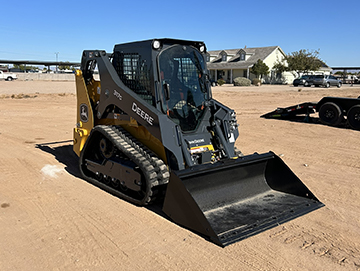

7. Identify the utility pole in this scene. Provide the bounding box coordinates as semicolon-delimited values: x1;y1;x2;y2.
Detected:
55;52;59;73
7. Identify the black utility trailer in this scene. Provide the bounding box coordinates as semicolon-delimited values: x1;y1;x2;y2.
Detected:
261;96;360;130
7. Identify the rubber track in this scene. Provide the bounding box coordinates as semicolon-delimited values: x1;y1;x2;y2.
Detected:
112;126;170;186
79;125;169;205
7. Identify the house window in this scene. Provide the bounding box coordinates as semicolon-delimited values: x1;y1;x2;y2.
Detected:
240;53;245;61
206;54;210;62
222;54;227;62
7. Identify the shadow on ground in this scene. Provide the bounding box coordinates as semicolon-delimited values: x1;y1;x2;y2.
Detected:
262;116;355;130
36;140;82;178
35;140;168;218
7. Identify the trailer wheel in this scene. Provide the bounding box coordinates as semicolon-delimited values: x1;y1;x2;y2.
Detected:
347;105;360;130
319;102;343;127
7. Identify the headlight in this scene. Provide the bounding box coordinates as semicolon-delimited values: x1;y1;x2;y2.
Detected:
152;40;161;50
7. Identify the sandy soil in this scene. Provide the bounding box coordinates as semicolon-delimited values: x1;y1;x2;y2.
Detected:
0;80;359;271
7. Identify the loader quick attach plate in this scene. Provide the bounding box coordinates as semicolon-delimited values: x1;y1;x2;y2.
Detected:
162;152;324;247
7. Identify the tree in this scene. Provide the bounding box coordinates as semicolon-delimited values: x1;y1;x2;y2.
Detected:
59;62;71;70
251;59;269;79
273;49;323;78
13;64;25;71
272;61;287;74
334;71;344;76
12;64;39;72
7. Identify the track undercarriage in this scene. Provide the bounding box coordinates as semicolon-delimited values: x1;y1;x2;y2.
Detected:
79;125;169;205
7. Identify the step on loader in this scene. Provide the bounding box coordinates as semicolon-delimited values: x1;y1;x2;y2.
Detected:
73;38;323;247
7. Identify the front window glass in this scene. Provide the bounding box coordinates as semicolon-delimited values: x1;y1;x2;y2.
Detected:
159;45;208;132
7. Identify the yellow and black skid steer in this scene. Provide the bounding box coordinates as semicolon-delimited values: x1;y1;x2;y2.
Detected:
73;38;323;247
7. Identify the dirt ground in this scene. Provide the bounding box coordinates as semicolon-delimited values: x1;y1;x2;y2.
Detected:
0;80;359;271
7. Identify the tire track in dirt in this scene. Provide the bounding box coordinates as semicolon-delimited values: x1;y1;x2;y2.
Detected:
1;83;360;270
269;224;360;270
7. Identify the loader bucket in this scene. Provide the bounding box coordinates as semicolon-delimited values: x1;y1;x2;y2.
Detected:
162;152;323;247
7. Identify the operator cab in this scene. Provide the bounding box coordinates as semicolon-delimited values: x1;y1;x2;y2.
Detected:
158;44;210;132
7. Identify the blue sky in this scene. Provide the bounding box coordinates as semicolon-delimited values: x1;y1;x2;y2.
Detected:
1;0;359;67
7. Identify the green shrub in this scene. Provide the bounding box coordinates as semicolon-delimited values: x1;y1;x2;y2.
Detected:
217;79;226;86
252;78;261;86
233;77;251;86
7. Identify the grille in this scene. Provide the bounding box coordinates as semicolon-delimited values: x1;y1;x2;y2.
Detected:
113;52;153;105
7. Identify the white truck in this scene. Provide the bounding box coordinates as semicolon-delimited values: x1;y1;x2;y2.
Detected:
0;70;17;81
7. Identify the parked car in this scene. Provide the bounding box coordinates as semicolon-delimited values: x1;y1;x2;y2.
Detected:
0;70;17;81
313;75;342;88
293;75;315;87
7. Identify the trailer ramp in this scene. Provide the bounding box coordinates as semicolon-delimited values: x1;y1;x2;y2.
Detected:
261;102;317;121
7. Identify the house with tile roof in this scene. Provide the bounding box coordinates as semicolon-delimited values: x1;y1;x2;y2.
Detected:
206;46;331;84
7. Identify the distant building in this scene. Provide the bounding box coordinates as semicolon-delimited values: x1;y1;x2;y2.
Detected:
206;46;331;84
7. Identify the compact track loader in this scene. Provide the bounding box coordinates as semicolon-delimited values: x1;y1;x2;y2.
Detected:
73;39;323;246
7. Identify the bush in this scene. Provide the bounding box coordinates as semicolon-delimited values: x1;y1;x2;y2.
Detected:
252;78;261;86
233;77;251;86
217;79;226;86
